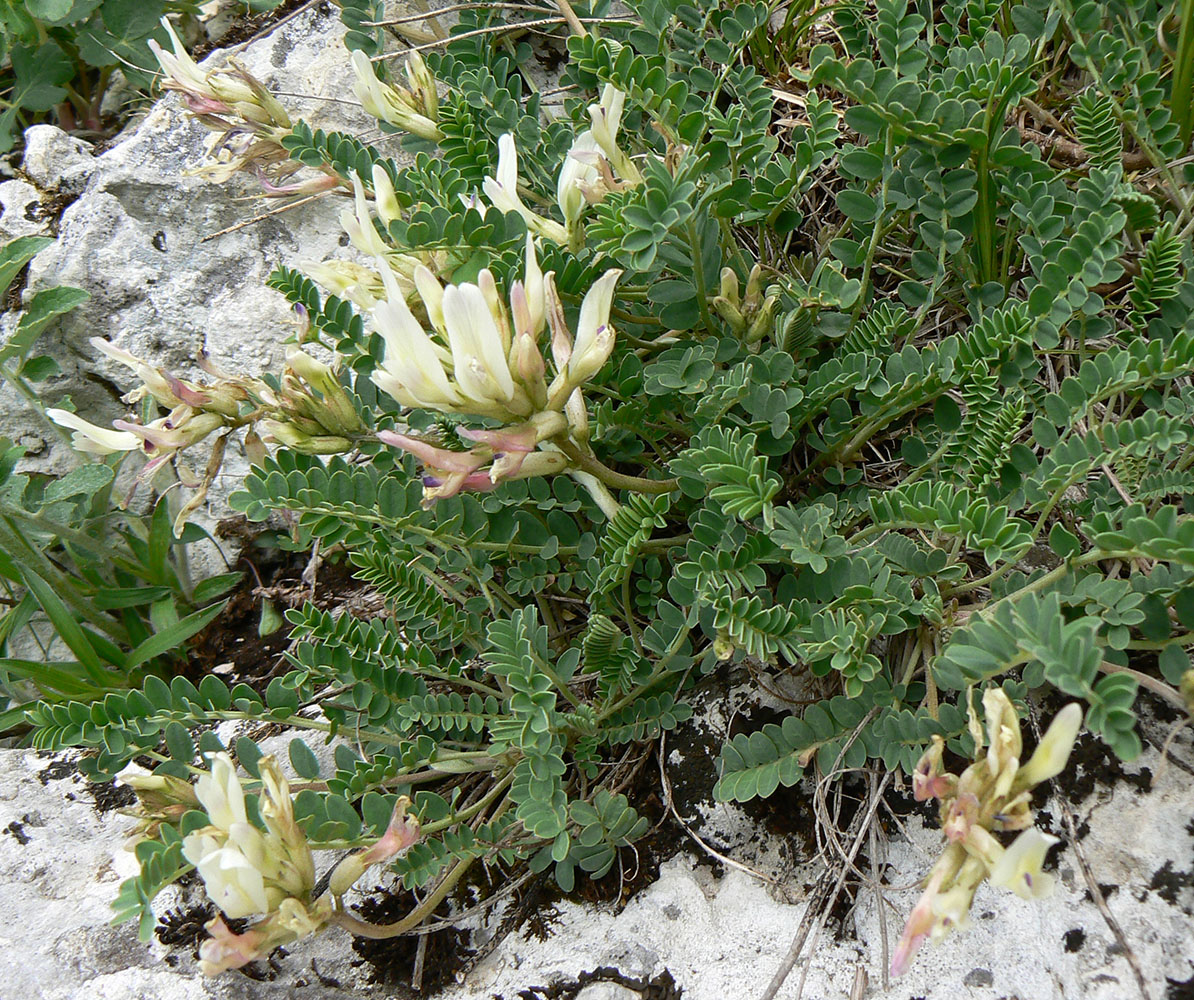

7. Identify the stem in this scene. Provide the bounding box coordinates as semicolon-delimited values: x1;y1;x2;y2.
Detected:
558;440;677;494
686;221;717;334
853;131;896;315
333;854;476;938
331;791;515;938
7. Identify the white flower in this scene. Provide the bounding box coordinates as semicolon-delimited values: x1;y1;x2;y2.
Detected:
481;134;569;244
988;828;1058;899
1017;703;1083;787
522;233;546;336
371;164;402;225
47;408;140;456
557;130;601;233
564;268;623;387
183;753;314;921
370;236;619;428
191;844;276;919
350;50;442;142
340;171;390;257
443;282;516;405
194;752;247;832
296;259;384;309
588;85;625;164
371;262;463;411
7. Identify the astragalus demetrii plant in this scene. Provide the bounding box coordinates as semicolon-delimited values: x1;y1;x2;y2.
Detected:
23;0;1194;982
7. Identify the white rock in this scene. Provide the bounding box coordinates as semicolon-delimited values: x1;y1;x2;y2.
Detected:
0;5;372;569
0;178;51;241
574;984;640;1000
4;721;1191;1000
21;125;96;196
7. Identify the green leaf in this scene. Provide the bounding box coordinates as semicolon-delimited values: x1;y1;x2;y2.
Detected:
289;739;322;779
43;463;114;502
27;0;75;20
192;572;243;604
9;43;74;112
1158;645;1190;685
0;286;90;363
122;601;227;671
837;189;877;222
1049;522;1081;559
164;721;195;763
0;236;54;299
0;656;103;697
18;567;109;684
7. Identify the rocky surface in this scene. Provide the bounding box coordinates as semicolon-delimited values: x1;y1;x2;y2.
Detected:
2;700;1191;1000
0;1;366;552
1;6;1192;1000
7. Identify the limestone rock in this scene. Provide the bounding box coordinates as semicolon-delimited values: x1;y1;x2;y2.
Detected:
3;714;1191;1000
21;126;96;197
0;4;376;580
574;984;640;1000
0;178;52;242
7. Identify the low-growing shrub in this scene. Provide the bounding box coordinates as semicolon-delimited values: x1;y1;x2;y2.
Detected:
20;0;1194;982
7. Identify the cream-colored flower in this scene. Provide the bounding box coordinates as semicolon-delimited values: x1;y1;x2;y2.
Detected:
370;233;618;424
183;753;316;921
46;408;140;456
350;50;442;142
988;827;1058;899
341;170;391;257
892;693;1083;977
1016;702;1083;787
482;134;569;244
587;84;641;184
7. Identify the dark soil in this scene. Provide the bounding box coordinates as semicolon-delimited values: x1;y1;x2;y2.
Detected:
349;887;474;994
3;819;30;846
186;518;370;693
516;967;683;1000
87;778;135;813
157;901;287;979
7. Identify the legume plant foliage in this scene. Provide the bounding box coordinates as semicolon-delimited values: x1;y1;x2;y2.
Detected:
24;0;1194;979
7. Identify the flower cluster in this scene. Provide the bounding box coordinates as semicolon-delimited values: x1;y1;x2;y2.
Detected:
484;85;641;248
181;753;327;974
48;337;364;530
891;690;1083;976
349;49;442;142
365;228;621;502
179;753;423;976
149;19;336;195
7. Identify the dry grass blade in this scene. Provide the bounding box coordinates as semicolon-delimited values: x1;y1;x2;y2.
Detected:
758;770;891;1000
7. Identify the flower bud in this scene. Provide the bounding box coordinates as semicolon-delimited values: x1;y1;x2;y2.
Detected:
371;163;402;226
405;50;438;120
261;420;354;454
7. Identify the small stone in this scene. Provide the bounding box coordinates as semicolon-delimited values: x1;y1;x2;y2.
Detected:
963;967;995;987
21;125;96;197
